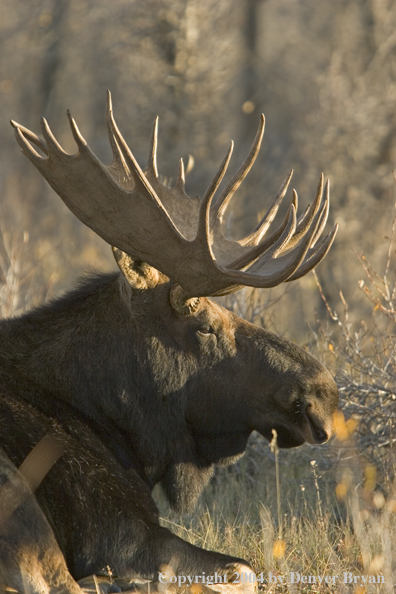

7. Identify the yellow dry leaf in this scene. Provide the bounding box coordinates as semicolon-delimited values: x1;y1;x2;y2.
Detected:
334;410;349;441
364;465;376;492
273;539;286;559
335;482;348;501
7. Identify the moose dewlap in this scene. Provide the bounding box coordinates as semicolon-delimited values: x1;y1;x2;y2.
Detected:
0;93;338;593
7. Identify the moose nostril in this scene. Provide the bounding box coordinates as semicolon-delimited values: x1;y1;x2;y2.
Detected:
312;426;328;443
305;406;328;443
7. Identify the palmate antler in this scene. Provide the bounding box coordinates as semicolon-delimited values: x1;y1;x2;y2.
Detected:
11;91;337;299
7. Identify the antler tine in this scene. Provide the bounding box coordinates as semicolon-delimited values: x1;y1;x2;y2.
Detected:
292;189;298;213
227;175;329;275
240;170;293;248
303;173;324;222
243;197;327;282
212;206;297;292
186;154;194;175
228;194;296;271
311;179;330;247
40;118;67;156
176;158;185;188
13;126;46;167
105;90;128;174
11;120;48;156
214;114;265;223
202;141;234;205
286;224;338;282
272;175;323;249
296;199;310;227
214;188;329;295
105;102;188;242
106;99;159;198
195;142;234;258
266;204;297;259
67;111;88;151
106;91;140;178
275;173;326;251
146;117;159;178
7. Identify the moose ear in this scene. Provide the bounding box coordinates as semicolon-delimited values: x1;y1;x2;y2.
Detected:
112;247;160;289
169;284;201;315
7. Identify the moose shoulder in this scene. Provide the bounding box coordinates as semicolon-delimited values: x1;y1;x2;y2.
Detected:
0;93;339;593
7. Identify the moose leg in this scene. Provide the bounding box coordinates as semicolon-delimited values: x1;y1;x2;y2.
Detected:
130;524;257;593
0;395;254;593
0;449;83;594
39;452;255;593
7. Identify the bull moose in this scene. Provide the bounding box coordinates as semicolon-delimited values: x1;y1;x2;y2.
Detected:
0;92;339;593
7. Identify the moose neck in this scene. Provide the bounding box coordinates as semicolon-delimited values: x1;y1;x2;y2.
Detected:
0;274;132;408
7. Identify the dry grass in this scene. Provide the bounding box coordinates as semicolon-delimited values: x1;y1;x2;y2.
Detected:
156;434;395;593
0;227;58;319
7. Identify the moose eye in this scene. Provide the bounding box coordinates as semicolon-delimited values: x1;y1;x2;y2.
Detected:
197;326;215;337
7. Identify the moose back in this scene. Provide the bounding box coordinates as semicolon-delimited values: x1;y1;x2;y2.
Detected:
0;93;339;593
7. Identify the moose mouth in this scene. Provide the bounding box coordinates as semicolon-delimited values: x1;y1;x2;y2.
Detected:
258;408;330;449
258;422;306;448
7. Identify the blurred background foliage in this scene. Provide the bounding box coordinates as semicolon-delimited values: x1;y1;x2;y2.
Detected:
1;0;396;337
